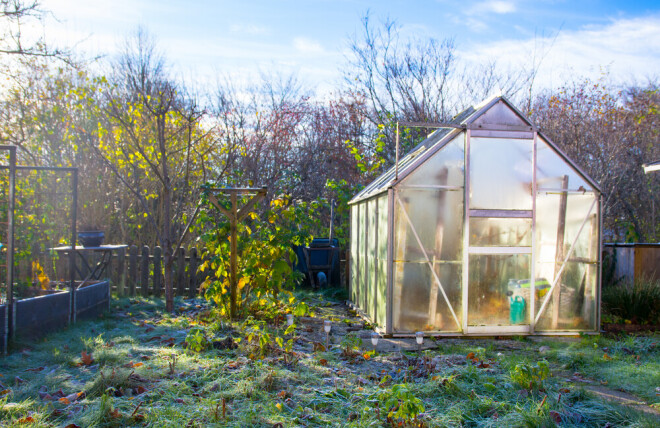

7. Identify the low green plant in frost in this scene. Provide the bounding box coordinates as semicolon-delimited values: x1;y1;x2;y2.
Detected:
185;326;210;353
377;383;425;426
510;360;550;390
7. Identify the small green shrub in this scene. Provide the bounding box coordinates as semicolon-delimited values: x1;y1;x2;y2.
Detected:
185;327;210;353
602;277;660;324
378;383;425;426
340;332;362;358
510;360;550;390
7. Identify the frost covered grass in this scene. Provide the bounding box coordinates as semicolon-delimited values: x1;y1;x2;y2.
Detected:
0;294;658;427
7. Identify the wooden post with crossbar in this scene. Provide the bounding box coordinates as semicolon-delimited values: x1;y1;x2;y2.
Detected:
206;187;267;319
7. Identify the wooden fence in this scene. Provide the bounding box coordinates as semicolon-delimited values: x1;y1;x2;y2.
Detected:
29;246;206;298
106;246;204;297
18;245;349;299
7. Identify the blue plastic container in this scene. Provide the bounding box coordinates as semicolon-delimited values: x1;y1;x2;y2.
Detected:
509;296;526;324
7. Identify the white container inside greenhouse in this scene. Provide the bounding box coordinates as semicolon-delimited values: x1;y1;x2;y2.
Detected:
348;96;602;336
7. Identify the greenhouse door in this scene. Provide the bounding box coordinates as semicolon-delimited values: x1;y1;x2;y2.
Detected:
464;136;534;334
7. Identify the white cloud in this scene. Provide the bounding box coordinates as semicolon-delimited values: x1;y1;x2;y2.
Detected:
469;1;517;15
463;15;660;89
293;37;324;54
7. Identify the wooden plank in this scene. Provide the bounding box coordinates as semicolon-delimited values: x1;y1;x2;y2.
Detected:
117;246;126;296
141;245;150;297
128;245;137;296
230;192;238;318
153;246;162;297
176;247;185;296
188;248;198;298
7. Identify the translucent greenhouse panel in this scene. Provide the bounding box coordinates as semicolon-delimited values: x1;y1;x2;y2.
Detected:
375;195;388;327
392;187;463;332
394;189;463;263
534;192;599;331
469;218;532;247
350;205;358;304
392;262;462;332
359;201;372;312
357;202;365;310
469;137;533;210
402;134;464;187
467;254;531;326
536;137;591;191
365;198;377;320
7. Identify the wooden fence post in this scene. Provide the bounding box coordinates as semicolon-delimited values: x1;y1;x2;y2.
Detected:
128;245;137;296
176;247;185;296
153;246;162;297
141;245;150;297
117;246;126;296
188;247;198;298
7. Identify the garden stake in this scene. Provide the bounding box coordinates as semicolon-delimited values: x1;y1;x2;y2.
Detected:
206;187;267;320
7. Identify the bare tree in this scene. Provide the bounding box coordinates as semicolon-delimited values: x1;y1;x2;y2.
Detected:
90;29;207;311
0;0;66;58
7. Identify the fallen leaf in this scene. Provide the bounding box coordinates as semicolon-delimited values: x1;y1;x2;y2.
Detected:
145;327;155;333
17;416;35;423
277;390;288;399
467;352;475;360
122;362;143;368
134;386;147;395
603;353;612;361
559;388;571;393
14;376;27;386
174;398;185;404
0;389;11;396
319;359;328;366
140;355;151;361
25;366;45;372
58;397;71;405
110;408;122;419
362;353;371;360
64;424;81;428
81;351;93;366
549;410;562;423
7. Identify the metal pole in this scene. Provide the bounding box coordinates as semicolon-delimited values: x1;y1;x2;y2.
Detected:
5;146;16;350
69;170;78;324
395;122;400;181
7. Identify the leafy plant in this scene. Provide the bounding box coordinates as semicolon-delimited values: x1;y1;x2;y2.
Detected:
340;332;362;359
185;327;210;353
510;360;550;390
602;277;660;324
198;194;309;320
377;383;425;427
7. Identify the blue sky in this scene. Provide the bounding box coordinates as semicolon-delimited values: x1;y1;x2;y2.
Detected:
36;0;660;94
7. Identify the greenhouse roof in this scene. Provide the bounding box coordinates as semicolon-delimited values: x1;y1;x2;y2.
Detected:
349;95;600;205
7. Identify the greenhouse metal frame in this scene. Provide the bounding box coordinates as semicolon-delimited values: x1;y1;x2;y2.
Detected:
348;96;602;336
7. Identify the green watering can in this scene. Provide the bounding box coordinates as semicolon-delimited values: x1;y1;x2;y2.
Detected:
509;295;526;324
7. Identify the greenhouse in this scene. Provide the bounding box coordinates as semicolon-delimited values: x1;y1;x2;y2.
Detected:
348;96;602;336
